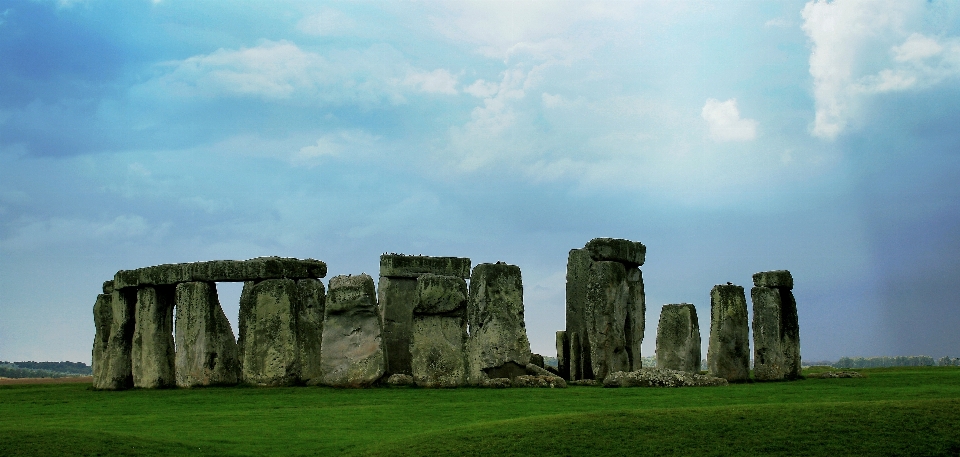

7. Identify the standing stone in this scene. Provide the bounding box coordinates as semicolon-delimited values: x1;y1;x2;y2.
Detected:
565;248;593;380
91;292;113;387
410;274;468;387
321;274;385;387
132;286;176;389
378;276;418;376
707;284;750;382
298;278;326;385
466;263;532;384
751;270;801;381
555;331;569;380
625;267;645;371
656;304;701;374
174;282;239;387
238;279;301;386
585;261;630;381
94;289;137;390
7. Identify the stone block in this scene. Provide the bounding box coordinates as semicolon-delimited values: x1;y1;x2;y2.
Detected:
564;249;592;380
91;293;113;388
707;284;750;382
656;304;701;374
585;260;630;381
625;267;645;371
466;263;532;384
102;280;115;295
321;274;384;387
584;238;646;267
752;285;801;381
94;289;136;390
298;278;325;385
132;286;176;389
414;274;468;314
752;270;793;289
174;282;239;387
113;257;327;289
238;279;301;386
555;330;569;380
379;254;471;279
378;276;418;376
410;315;467;387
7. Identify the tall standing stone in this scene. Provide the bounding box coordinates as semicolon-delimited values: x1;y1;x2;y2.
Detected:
174;281;239;387
555;330;569;380
321;274;384;387
751;270;801;381
91;283;114;388
132;285;176;389
298;278;325;385
466;263;532;384
94;288;137;390
707;284;750;382
585;261;630;381
625;267;645;371
656;304;701;374
564;249;593;380
410;274;468;387
238;279;301;386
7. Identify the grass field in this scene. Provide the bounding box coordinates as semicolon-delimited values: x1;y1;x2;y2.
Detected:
1;367;958;456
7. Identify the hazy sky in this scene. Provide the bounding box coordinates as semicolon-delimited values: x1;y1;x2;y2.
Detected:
2;0;959;364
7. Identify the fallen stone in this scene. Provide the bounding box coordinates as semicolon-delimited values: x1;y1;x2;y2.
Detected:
512;375;567;388
602;368;728;388
321;274;385;387
379;254;471;279
707;284;750;382
238;279;301;386
113;257;327;289
752;270;793;289
297;278;325;385
378;276;418;376
625;267;645;371
568;379;599;386
584;260;630;381
583;238;646;267
385;373;414;386
466;263;532;384
479;377;513;388
813;371;863;379
94;289;136;390
174;282;239;387
132;286;176;389
656;304;701;374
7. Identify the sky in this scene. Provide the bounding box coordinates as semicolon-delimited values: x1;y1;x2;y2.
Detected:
1;0;959;364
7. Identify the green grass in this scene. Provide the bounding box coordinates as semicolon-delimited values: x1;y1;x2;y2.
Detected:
2;367;959;456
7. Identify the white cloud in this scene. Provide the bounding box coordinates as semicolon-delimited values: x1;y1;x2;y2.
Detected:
403;69;458;95
701;98;757;142
294;130;380;167
802;0;960;139
465;79;498;98
297;8;357;37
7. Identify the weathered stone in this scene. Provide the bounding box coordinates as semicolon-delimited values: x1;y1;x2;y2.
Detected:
625;267;645;371
585;261;630;381
113;257;327;289
297;278;325;385
752;270;793;290
321;274;384;387
411;315;466;387
512;375;567;388
385;373;414;386
91;293;113;387
94;289;136;390
752;283;801;381
132;286;176;389
414;274;468;314
707;284;750;382
555;331;570;380
466;263;532;384
378;276;418;376
656;304;701;374
602;368;728;388
238;279;301;386
565;249;593;380
813;371;864;379
102;280;115;295
584;238;646;267
479;377;513;388
174;282;239;387
530;353;545;369
379;254;471;279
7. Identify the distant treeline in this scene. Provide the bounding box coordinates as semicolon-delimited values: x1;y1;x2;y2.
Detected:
832;356;960;368
0;361;92;379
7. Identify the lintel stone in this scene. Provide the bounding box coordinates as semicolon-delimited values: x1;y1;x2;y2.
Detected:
113;257;327;289
752;270;793;289
583;238;646;267
379;254;471;279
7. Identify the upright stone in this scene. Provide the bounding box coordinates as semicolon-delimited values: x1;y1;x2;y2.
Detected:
378;276;418;376
625;267;645;371
751;270;801;381
555;331;569;380
585;261;630;381
466;263;532;384
238;279;301;386
321;274;384;387
298;278;325;385
565;248;593;380
174;282;239;387
656;304;701;374
132;286;176;388
91;292;113;387
94;289;137;389
410;274;468;387
707;284;750;382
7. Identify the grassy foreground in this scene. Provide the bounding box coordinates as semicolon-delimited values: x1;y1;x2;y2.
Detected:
1;367;958;456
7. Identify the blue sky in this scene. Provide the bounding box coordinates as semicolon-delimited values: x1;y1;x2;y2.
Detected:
1;0;959;364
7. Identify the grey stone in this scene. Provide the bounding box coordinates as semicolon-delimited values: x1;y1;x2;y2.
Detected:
752;270;793;289
466;263;532;384
132;286;176;389
656;304;701;374
512;375;567;388
530;353;545;369
174;282;239;387
385;373;414;386
102;280;115;295
91;293;113;388
94;289;136;390
584;238;646;267
113;257;327;289
707;284;750;382
565;249;593;380
625;267;645;371
584;261;630;381
321;274;385;387
238;279;301;386
297;278;325;385
751;283;801;381
379;254;471;279
555;330;569;380
479;377;513;388
602;368;728;388
414;274;468;314
378;276;418;376
410;315;467;387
